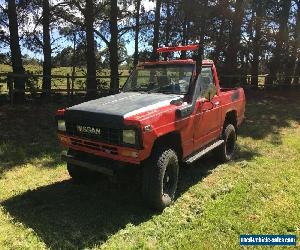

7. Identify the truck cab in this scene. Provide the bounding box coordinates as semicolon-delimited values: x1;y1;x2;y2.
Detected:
56;45;246;210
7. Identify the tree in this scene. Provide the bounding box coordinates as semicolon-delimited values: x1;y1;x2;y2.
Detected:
293;0;300;84
16;0;54;97
42;0;51;97
0;53;10;64
8;0;25;103
211;0;230;64
3;0;299;98
109;0;119;94
85;0;97;99
151;0;162;61
268;0;292;85
196;0;209;63
180;1;189;59
224;0;245;85
0;2;10;49
53;0;101;98
251;0;265;87
164;0;171;47
133;0;141;66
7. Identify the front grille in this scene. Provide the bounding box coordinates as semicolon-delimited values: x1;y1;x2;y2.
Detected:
70;138;118;155
66;123;122;146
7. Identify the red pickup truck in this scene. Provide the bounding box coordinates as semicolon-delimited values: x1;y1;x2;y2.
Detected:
56;45;245;210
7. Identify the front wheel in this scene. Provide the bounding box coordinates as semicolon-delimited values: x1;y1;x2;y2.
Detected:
216;124;237;162
142;147;179;211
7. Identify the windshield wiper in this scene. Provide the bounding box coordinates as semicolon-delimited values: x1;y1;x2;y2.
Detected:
125;86;147;93
147;86;162;94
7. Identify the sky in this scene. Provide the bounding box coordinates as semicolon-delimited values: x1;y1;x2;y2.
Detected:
0;0;156;60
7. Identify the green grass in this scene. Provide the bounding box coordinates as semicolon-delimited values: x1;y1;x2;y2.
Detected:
0;91;300;249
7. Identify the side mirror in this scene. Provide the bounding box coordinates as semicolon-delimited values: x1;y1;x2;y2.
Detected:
176;104;194;118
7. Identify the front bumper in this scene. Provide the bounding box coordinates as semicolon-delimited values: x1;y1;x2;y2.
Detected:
62;150;139;176
62;151;114;176
58;133;143;164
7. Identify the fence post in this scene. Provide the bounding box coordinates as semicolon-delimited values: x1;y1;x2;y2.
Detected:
67;74;70;99
7;73;13;105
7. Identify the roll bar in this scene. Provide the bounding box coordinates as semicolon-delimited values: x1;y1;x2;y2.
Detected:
157;45;199;54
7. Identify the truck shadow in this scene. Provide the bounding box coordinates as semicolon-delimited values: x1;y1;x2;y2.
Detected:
1;144;259;249
2;178;150;249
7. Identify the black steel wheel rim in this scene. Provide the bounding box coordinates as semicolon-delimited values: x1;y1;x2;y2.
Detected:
163;162;176;197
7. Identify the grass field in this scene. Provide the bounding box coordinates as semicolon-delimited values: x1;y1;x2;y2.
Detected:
0;90;300;249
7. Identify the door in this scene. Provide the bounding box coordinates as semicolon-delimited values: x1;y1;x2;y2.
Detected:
193;67;222;151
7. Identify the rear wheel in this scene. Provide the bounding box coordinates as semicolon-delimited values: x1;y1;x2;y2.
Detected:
142;146;179;211
216;124;237;162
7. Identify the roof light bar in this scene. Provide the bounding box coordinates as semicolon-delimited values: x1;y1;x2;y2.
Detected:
157;45;199;53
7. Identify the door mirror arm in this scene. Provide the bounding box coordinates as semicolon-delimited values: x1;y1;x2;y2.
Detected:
208;91;212;102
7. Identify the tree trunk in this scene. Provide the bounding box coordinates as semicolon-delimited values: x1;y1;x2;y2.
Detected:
85;0;97;99
212;0;229;64
133;0;141;66
109;0;119;94
151;0;162;61
293;61;300;84
42;0;52;98
71;32;76;96
164;0;171;60
8;0;25;103
224;0;245;86
293;0;300;84
197;0;208;68
251;0;264;88
165;0;171;47
186;6;206;101
194;0;208;79
270;0;292;85
212;18;226;64
180;16;188;59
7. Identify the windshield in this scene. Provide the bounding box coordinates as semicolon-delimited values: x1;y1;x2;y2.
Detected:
123;64;194;95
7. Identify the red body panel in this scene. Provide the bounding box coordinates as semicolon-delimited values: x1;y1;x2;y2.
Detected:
57;60;246;164
121;62;246;161
124;89;245;161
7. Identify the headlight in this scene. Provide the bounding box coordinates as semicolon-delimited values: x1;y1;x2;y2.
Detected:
57;120;66;132
123;129;136;145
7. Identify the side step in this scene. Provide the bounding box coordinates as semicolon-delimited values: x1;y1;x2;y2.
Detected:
184;140;224;164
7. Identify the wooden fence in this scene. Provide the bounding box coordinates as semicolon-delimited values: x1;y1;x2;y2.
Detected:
0;72;300;104
0;72;130;104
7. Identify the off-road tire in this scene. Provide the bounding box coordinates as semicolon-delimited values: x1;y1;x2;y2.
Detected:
142;147;179;211
67;163;97;184
216;124;237;162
